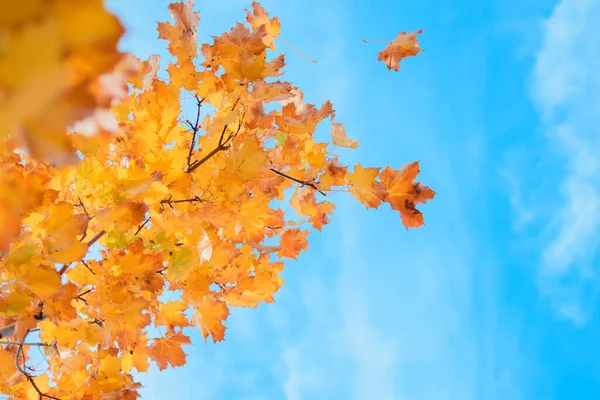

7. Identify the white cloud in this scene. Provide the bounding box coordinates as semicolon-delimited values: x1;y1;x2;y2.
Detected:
498;167;537;230
281;347;303;400
334;212;400;400
530;0;600;323
337;281;399;400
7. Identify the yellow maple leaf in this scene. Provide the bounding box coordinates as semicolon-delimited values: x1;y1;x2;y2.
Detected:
47;241;88;264
97;355;127;392
157;0;200;62
40;202;88;253
0;347;18;393
155;301;189;330
20;265;61;298
0;292;31;316
245;1;281;50
348;164;386;208
0;0;125;164
121;345;151;374
193;297;229;343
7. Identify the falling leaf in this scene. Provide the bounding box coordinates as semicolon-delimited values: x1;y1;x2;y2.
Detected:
376;29;423;71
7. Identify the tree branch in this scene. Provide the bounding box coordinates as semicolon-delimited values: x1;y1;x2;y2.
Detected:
159;195;208;211
186;98;242;174
57;230;106;275
0;323;15;339
186;143;228;173
87;230;106;247
186;95;204;169
1;228;106;339
270;168;326;196
75;289;92;304
1;340;51;347
77;198;90;242
16;330;62;400
134;218;150;235
81;260;95;275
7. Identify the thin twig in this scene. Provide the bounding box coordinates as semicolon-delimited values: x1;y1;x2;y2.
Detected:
134;218;150;236
81;260;95;275
87;230;106;247
270;168;326;196
159;195;207;211
16;330;62;400
186;95;204;168
1;340;51;347
78;198;90;242
186;143;228;173
361;38;391;43
276;37;317;63
75;289;92;304
77;198;89;217
186;98;242;174
58;230;106;275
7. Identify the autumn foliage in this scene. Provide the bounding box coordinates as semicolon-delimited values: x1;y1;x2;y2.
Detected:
0;1;434;398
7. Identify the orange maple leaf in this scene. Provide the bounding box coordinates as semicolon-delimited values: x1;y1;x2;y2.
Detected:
278;228;309;259
375;29;423;71
148;331;191;371
0;348;18;393
95;201;149;234
245;1;281;50
157;0;200;62
379;161;436;228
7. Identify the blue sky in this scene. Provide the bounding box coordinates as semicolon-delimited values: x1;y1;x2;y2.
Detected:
102;0;600;399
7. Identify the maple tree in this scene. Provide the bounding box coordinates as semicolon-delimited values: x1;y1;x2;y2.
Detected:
0;1;434;398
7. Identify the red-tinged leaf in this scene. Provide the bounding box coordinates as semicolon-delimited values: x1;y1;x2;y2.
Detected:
379;161;436;228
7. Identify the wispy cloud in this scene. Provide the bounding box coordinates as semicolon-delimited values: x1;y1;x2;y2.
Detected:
334;207;401;400
530;0;600;324
275;211;405;400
